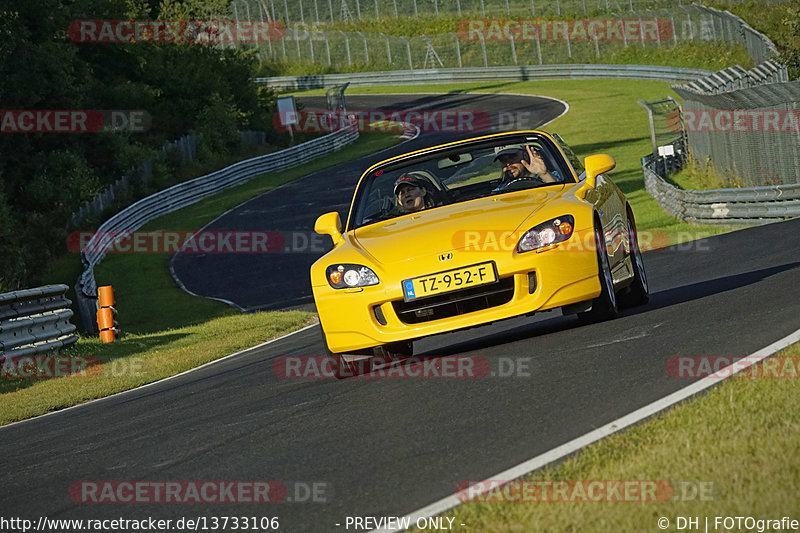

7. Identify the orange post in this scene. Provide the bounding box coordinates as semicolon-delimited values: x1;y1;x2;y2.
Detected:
98;285;114;308
96;285;117;343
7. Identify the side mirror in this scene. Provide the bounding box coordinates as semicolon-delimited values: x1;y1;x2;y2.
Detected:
314;211;344;246
577;154;615;198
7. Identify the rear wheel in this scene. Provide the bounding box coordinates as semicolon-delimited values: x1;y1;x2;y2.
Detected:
619;217;649;308
578;223;619;323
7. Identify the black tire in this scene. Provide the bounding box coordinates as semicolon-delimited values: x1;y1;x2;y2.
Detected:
319;323;366;379
578;223;619;323
372;340;413;364
619;216;649;308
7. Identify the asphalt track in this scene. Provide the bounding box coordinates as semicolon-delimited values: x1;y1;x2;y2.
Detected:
2;219;800;532
170;93;566;310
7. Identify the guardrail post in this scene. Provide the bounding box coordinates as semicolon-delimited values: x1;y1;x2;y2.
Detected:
355;31;369;64
321;32;331;65
97;285;117;343
401;37;413;70
339;31;352;66
450;32;462;68
381;33;392;64
478;32;487;68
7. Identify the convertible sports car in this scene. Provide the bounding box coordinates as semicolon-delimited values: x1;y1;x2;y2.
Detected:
311;131;648;377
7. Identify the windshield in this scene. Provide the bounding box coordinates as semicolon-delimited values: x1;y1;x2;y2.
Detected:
348;133;576;230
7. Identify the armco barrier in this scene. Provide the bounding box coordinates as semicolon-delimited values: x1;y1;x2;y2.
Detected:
643;153;800;224
0;285;78;364
75;124;359;333
254;64;713;90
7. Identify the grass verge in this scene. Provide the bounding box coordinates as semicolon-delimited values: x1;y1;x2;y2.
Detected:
0;312;315;426
416;340;800;532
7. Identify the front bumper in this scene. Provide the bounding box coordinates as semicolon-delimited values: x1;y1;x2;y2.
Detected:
314;241;601;353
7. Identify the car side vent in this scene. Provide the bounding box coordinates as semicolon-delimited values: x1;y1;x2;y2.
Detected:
373;305;388;326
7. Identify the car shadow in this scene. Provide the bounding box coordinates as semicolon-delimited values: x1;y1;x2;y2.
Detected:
407;261;800;359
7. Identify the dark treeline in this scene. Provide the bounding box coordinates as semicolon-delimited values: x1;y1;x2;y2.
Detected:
0;0;280;291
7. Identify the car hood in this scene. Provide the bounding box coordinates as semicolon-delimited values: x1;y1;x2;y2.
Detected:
351;186;567;265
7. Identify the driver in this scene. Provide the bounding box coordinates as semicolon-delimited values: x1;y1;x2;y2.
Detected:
494;146;559;184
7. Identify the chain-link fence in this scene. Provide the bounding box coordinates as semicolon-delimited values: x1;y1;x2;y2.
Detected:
638;97;687;176
238;5;777;71
672;68;800;186
231;0;791;25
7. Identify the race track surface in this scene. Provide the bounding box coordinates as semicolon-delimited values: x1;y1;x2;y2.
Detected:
2;219;800;531
4;93;799;533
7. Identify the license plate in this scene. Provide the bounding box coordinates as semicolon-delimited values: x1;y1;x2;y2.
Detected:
402;262;497;301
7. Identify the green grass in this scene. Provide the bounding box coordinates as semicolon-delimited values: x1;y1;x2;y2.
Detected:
413;340;800;532
708;0;800;80
667;152;762;191
0;312;314;426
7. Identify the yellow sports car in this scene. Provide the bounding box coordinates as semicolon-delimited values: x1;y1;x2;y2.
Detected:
311;131;648;377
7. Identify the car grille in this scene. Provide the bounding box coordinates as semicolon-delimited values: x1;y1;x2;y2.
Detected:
392;277;515;324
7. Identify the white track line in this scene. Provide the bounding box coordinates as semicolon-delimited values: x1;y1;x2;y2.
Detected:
0;323;319;431
371;326;800;532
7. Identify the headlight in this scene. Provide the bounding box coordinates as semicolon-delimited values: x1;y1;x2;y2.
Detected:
326;264;380;289
517;215;575;253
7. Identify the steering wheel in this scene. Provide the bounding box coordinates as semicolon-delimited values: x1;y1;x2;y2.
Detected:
492;176;543;193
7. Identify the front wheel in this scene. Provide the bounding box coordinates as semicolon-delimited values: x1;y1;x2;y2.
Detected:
372;340;413;364
619;217;649;308
319;323;368;379
578;223;619;323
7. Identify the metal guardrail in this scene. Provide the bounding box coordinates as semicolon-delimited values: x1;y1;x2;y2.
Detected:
680;62;787;95
642;153;800;224
256;64;713;90
75;125;359;332
0;285;78;363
